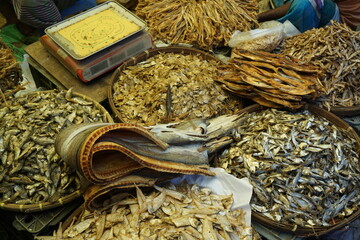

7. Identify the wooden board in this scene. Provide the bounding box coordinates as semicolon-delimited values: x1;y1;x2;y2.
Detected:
25;41;112;103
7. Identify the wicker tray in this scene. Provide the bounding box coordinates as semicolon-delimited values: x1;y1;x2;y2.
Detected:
0;90;113;213
235;104;360;237
108;46;243;124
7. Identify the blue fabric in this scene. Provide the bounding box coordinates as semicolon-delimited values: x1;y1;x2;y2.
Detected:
273;0;338;32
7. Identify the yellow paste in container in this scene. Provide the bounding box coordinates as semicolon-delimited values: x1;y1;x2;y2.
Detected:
56;8;140;58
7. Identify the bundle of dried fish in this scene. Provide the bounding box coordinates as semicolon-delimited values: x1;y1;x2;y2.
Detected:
0;89;112;211
136;0;259;50
215;107;360;229
280;21;360;109
112;51;243;125
45;183;249;239
0;40;22;104
216;49;325;109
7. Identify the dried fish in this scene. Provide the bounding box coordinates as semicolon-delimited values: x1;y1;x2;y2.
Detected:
43;183;250;240
136;0;259;50
0;89;110;208
215;108;359;228
112;52;243;125
217;50;325;109
280;21;360;109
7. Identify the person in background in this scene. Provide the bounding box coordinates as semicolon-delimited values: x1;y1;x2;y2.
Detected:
258;0;360;32
11;0;76;31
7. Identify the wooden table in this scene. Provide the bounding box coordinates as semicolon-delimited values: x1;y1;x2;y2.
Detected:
25;41;113;103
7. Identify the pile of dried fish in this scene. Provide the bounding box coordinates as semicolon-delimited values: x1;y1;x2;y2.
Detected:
280;21;360;109
215;108;360;229
0;89;111;209
112;52;243;125
0;40;22;104
45;183;250;239
136;0;259;50
216;50;325;109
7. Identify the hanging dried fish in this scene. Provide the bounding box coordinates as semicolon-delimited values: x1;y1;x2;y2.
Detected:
216;49;325;109
215;108;360;229
112;52;243;125
280;21;360;109
40;183;250;240
136;0;259;50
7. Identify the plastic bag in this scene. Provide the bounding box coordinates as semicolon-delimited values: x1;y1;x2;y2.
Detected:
228;20;300;52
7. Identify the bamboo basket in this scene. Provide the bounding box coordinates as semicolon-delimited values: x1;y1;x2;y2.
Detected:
108;46;243;124
234;104;360;237
0;90;114;213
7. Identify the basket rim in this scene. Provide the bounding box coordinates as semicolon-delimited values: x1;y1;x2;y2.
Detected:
0;89;113;212
235;104;360;236
108;46;223;123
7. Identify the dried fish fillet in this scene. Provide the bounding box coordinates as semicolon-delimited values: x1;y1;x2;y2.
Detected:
217;50;325;109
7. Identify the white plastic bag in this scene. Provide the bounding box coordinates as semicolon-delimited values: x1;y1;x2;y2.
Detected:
228;20;300;52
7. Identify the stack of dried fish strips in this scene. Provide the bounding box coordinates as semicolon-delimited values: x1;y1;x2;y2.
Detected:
215;106;360;231
112;51;243;125
0;89;112;212
136;0;259;50
216;49;326;109
45;183;250;240
280;21;360;110
0;40;22;104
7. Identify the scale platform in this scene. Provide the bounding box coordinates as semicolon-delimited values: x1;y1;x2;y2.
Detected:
40;30;154;82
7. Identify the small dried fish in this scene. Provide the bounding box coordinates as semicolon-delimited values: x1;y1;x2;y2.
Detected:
0;89;110;208
280;21;360;109
215;108;359;228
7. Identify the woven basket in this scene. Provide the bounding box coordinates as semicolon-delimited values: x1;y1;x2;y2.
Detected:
235;104;360;237
0;90;113;213
330;105;360;117
108;46;243;124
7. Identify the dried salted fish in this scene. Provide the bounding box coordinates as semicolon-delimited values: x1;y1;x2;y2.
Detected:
280;21;360;109
215;108;359;228
0;89;111;209
217;50;325;109
44;183;250;240
136;0;259;50
112;52;243;125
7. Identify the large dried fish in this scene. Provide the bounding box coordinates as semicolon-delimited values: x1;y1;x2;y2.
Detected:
217;50;325;109
40;183;250;240
136;0;259;50
112;52;243;125
215;107;360;229
280;21;360;109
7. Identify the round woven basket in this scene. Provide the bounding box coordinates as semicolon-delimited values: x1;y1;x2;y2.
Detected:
235;104;360;237
108;46;243;124
330;105;360;117
0;90;113;213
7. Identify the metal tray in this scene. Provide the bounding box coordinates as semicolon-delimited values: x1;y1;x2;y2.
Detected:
45;1;147;60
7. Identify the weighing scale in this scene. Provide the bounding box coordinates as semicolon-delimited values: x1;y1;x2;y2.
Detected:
40;31;154;82
40;1;154;82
